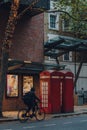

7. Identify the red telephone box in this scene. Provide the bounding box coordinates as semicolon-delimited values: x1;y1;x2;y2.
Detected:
40;70;62;114
60;70;74;113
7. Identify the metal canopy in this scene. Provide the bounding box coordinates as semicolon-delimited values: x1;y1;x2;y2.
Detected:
44;35;87;58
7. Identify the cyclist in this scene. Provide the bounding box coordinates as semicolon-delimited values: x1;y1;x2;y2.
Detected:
22;87;40;114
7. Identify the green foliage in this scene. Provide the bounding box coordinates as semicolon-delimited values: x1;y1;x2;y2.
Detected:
53;0;87;39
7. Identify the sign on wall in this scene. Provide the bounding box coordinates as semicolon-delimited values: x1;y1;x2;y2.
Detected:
23;76;33;95
7;74;18;97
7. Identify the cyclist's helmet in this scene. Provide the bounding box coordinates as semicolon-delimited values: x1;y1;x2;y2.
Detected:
31;87;35;92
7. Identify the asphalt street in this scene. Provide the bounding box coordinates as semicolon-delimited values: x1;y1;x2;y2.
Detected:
0;114;87;130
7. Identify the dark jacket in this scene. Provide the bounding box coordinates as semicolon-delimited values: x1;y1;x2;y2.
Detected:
23;91;40;105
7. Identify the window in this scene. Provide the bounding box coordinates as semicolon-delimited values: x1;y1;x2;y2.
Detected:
7;74;18;97
63;52;72;61
23;76;33;95
41;81;48;108
63;53;69;61
62;19;72;32
49;13;59;30
64;19;69;29
50;15;56;28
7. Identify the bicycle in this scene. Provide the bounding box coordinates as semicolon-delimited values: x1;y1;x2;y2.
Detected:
18;102;45;122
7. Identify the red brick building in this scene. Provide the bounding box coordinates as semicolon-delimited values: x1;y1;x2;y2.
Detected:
0;1;50;111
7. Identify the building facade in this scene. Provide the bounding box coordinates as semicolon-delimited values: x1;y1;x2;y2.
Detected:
44;0;87;95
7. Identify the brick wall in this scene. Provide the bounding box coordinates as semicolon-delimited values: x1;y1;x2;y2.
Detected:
0;7;44;63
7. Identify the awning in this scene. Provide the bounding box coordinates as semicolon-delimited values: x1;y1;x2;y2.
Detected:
8;59;43;74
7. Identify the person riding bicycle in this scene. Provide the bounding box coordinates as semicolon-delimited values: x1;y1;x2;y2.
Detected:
18;88;45;122
22;87;40;114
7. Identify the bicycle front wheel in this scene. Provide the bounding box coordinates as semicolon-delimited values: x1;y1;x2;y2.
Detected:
18;109;28;123
35;107;45;121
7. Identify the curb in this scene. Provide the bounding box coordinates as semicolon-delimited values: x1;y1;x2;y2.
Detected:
52;111;87;118
0;117;18;122
0;111;87;122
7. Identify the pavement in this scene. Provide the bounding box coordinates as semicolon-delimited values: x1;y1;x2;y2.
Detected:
0;105;87;122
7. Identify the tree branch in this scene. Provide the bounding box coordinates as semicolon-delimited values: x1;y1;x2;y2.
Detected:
47;9;87;22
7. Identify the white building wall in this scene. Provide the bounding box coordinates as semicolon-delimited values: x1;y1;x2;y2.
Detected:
61;62;87;91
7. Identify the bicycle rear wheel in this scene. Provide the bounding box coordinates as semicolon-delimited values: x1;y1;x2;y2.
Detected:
35;107;45;121
18;109;28;122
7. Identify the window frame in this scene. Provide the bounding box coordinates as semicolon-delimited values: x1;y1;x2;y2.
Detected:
62;18;72;32
48;13;59;30
63;52;72;61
